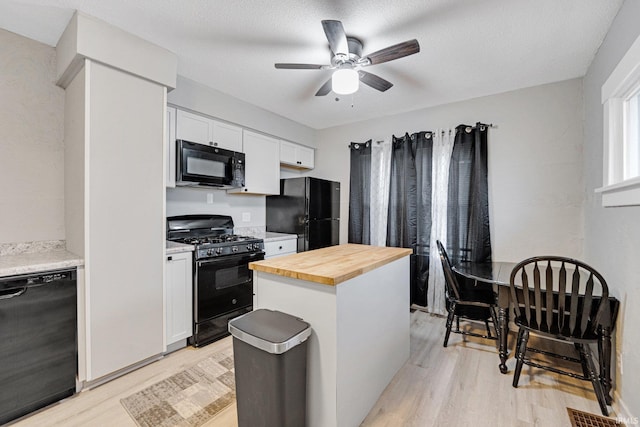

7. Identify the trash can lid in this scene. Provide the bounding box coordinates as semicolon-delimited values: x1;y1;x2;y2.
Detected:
228;309;311;354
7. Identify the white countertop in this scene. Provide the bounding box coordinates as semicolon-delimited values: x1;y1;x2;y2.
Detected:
0;250;84;278
166;240;195;254
252;232;298;242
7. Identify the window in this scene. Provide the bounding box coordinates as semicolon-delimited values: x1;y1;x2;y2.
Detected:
597;32;640;207
625;90;640;180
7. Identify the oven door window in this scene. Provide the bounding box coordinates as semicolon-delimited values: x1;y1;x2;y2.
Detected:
196;253;262;321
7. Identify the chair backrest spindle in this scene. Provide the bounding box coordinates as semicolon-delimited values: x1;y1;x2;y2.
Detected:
509;256;608;339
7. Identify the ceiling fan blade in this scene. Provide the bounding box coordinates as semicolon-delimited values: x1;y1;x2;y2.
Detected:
365;39;420;65
275;63;324;69
315;78;332;96
322;20;349;56
358;70;393;92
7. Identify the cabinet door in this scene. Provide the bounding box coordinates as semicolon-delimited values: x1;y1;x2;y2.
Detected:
279;140;297;166
213;120;243;152
279;140;315;169
264;238;297;258
296;145;315;168
166;107;177;187
165;252;193;346
229;130;280;195
176;109;212;145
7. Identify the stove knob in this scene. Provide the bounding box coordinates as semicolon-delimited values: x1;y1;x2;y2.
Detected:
216;247;223;254
247;244;253;250
254;243;261;250
207;249;213;256
232;246;238;252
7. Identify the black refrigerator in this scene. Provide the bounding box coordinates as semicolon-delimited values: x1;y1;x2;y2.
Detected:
266;177;340;252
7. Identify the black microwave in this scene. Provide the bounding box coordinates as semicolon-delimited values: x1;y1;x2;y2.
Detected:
176;140;245;188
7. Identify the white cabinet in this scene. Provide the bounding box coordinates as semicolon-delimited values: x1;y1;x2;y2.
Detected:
280;140;315;169
176;109;242;152
165;251;193;348
228;130;280;195
166;106;176;188
264;238;297;258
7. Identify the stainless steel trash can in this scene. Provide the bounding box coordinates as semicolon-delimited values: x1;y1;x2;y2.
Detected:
228;309;312;427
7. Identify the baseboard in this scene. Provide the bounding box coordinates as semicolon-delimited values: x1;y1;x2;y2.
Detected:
79;353;164;391
612;391;639;425
410;304;430;313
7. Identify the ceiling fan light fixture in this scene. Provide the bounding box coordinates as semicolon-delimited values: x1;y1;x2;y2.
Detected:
332;68;359;95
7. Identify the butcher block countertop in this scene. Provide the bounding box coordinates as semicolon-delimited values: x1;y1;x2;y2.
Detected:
249;243;412;286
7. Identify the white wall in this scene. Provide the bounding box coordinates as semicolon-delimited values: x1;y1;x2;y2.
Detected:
166;187;266;229
316;78;585;262
0;28;65;244
583;0;640;418
166;75;316;228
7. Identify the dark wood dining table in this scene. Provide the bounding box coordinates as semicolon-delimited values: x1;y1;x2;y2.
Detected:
452;261;619;404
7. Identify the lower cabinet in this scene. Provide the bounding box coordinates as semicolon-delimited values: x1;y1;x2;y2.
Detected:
264;238;297;259
165;251;193;348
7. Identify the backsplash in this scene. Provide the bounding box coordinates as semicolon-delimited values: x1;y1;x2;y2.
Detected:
0;240;66;256
166;187;266;229
234;226;266;236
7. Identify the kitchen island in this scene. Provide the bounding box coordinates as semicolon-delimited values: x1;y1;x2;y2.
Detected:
249;243;412;427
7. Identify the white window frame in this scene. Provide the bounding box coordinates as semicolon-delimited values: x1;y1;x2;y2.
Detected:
597;31;640;207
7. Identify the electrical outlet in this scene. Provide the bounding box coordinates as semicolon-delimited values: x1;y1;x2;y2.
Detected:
242;212;251;222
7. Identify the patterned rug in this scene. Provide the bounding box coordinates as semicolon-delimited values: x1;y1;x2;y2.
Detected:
121;347;236;427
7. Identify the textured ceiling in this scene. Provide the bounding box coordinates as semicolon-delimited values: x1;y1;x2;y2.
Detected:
0;0;624;129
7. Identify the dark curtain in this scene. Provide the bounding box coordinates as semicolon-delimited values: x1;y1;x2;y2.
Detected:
447;123;492;264
387;132;433;306
348;140;372;244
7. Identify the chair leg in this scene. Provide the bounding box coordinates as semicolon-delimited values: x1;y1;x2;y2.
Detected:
489;307;500;346
512;329;529;388
443;304;456;348
577;344;609;416
456;315;461;333
484;320;492;338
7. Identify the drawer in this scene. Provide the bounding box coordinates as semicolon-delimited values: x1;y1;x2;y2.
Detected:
264;239;297;258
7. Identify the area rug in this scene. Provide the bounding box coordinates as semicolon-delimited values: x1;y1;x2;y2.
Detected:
121;347;236;427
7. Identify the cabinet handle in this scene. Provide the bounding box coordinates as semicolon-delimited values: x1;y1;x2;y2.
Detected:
279;246;283;250
167;256;173;261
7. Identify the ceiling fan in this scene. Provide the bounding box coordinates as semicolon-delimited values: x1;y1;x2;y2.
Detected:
275;20;420;96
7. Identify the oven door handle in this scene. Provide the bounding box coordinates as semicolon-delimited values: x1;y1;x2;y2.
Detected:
196;252;264;267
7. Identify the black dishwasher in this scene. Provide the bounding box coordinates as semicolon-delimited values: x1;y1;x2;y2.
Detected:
0;268;77;424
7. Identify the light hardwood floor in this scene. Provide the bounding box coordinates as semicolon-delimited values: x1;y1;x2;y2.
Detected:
12;311;613;426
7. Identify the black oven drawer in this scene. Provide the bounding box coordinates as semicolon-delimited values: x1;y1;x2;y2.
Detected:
191;306;252;347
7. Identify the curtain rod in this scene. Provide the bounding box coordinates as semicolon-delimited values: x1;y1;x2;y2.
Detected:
348;123;496;148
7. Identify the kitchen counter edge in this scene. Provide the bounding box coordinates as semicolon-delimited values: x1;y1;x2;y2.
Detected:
166;241;196;255
0;250;84;278
249;243;412;286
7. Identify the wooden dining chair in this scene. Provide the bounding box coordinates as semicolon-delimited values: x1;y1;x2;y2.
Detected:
509;256;610;415
436;240;499;347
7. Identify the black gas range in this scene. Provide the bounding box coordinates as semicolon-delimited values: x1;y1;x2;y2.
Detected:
167;215;264;347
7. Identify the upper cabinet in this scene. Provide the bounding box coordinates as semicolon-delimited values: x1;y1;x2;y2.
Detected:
280;140;315;169
166;107;177;188
176;110;242;152
228;130;280;195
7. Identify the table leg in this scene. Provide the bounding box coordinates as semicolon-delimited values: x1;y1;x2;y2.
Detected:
498;306;509;374
599;326;613;404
